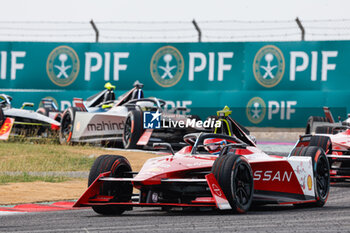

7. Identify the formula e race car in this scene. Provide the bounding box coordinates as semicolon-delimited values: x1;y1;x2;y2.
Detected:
304;107;350;180
74;118;330;215
37;82;119;126
59;81;200;149
0;94;60;139
305;106;350;134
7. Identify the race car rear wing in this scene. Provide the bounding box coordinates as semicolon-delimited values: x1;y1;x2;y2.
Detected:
73;98;87;111
323;107;335;123
293;135;313;149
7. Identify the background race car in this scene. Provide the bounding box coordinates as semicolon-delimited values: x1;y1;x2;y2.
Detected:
303;107;350;181
0;94;60;139
74;117;330;215
59;82;200;149
305;107;350;134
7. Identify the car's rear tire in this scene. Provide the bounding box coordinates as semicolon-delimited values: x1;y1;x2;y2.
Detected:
59;107;77;145
88;154;133;215
211;153;254;213
122;110;143;149
315;126;335;134
291;146;330;207
307;135;332;154
305;116;330;134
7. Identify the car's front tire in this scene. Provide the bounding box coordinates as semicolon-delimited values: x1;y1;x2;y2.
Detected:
122;110;143;149
88;154;133;215
59;107;76;145
291;146;330;207
211;153;254;213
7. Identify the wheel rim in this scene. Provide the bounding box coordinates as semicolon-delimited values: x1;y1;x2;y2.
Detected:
233;162;253;206
316;156;330;200
61;114;72;141
123;117;132;144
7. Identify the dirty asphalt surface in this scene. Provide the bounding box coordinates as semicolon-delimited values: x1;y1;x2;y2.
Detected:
1;184;350;233
2;141;350;233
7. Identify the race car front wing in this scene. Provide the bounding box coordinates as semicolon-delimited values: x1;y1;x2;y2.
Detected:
73;172;231;210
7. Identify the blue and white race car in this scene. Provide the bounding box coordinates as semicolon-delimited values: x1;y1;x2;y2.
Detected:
59;81;200;149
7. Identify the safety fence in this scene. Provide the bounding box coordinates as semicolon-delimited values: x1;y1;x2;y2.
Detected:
2;19;350;42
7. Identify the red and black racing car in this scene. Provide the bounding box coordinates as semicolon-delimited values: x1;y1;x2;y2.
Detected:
74;117;330;215
304;107;350;181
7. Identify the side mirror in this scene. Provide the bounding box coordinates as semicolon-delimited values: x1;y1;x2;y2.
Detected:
21;102;34;109
153;142;175;155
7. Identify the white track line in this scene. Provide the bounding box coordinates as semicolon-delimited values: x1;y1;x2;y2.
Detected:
0;211;25;216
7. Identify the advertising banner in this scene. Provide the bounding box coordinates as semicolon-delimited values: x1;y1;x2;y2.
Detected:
0;41;349;127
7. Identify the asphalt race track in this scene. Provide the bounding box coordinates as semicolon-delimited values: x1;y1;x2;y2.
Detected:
1;184;350;233
0;143;349;233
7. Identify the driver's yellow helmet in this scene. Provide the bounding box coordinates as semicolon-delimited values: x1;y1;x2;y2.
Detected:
104;82;116;90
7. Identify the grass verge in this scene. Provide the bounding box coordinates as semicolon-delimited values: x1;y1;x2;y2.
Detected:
0;141;158;203
0;141;158;183
0;173;69;184
0;142;98;172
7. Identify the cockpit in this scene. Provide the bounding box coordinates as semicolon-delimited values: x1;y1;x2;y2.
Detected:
0;94;12;108
180;133;250;156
